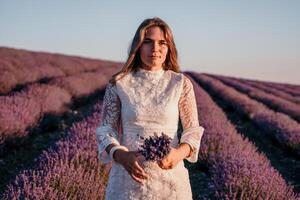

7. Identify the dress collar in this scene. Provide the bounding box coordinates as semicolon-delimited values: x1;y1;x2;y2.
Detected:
135;67;165;80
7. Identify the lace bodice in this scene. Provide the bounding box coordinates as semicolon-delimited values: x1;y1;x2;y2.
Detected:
96;68;204;164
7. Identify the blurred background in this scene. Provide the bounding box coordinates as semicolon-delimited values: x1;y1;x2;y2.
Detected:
1;0;299;84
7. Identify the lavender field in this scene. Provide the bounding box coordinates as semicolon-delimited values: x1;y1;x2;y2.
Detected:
0;47;299;200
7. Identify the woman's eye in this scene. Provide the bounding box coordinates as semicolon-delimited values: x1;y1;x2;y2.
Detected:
142;40;167;46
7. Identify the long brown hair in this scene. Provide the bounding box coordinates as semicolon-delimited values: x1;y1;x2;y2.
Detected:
109;17;180;84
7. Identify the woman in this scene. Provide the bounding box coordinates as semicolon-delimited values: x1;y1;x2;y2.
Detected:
96;17;205;200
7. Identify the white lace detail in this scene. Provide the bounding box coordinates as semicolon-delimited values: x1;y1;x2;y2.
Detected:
95;82;122;164
178;75;205;163
124;68;177;113
95;69;204;200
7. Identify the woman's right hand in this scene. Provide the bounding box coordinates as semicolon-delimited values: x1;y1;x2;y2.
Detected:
114;150;149;184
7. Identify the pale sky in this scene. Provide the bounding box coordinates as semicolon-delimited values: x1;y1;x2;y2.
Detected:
1;0;299;84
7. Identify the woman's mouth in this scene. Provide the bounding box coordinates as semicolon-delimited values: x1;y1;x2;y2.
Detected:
149;55;160;59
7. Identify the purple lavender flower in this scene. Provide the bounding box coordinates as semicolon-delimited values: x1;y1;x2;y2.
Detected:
137;132;172;161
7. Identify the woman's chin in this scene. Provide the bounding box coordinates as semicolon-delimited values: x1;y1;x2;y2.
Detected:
144;62;163;68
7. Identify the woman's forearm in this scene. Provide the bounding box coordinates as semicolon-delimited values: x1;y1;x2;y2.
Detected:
176;143;193;160
105;143;128;163
105;143;118;154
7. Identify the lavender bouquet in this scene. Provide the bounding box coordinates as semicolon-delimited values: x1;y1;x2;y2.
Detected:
137;132;172;161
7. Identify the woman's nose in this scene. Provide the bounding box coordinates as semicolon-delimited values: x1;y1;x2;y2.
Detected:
151;42;160;51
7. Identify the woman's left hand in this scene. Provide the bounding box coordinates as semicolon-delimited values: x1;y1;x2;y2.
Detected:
157;147;182;170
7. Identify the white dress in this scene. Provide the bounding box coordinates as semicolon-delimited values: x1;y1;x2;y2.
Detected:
96;67;205;200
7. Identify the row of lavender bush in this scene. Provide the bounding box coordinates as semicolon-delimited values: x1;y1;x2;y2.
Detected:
2;102;110;199
186;73;298;199
0;71;108;145
237;77;300;97
232;75;300;94
0;47;121;94
0;84;71;144
49;71;109;99
210;74;300;122
237;78;300;105
263;82;300;97
190;73;300;156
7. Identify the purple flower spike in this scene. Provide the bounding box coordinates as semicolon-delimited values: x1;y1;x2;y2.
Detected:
137;132;172;161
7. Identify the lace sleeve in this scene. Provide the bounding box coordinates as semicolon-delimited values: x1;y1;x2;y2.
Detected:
96;82;122;164
178;75;205;163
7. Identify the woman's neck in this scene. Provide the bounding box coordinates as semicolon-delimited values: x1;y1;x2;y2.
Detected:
140;65;163;71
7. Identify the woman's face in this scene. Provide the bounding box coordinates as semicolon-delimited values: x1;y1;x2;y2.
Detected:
139;26;168;70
